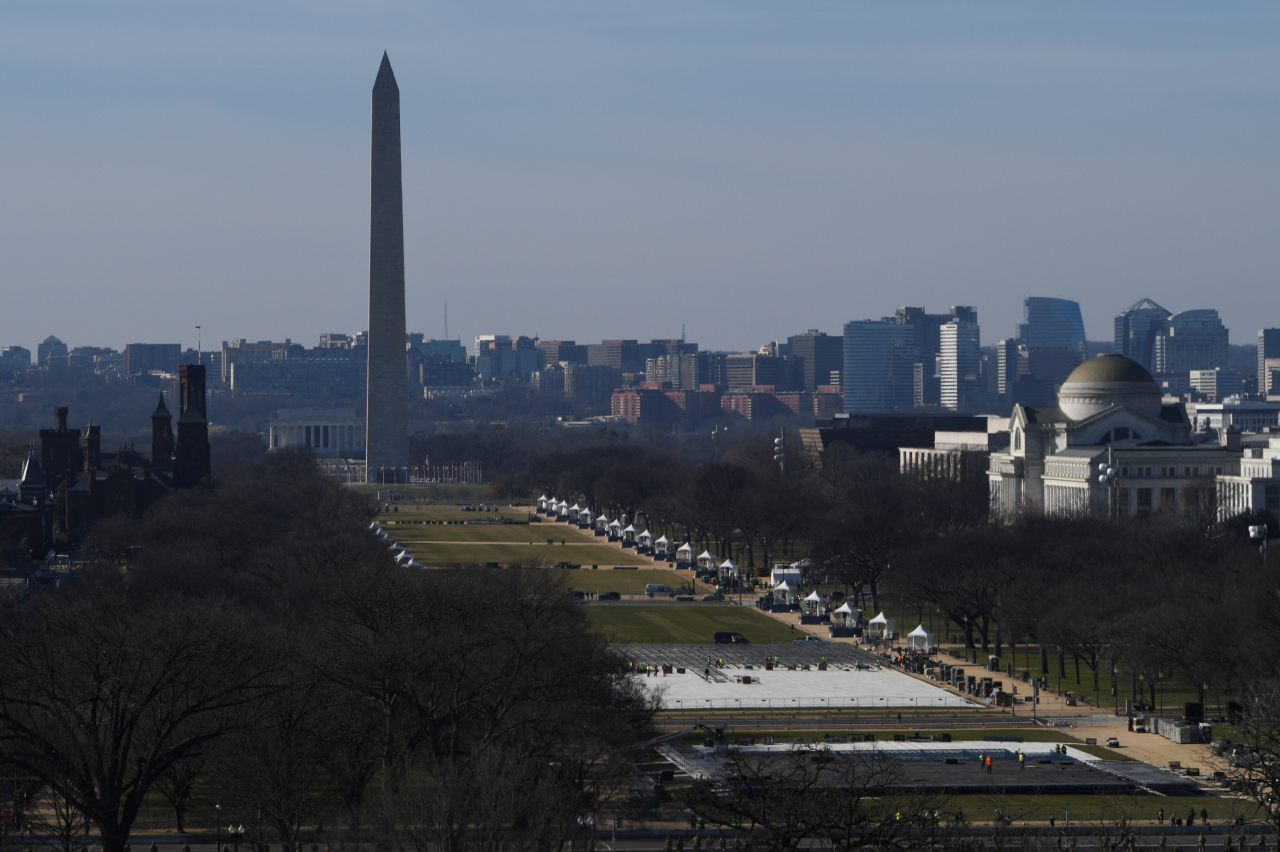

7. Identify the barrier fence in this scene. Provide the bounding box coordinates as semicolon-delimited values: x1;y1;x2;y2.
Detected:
664;695;976;710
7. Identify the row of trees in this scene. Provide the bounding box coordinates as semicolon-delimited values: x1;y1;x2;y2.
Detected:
0;450;653;852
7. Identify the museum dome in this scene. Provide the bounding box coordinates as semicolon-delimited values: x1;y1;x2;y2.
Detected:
1057;354;1162;421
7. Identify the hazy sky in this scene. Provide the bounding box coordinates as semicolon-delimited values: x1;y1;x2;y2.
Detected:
3;2;1278;356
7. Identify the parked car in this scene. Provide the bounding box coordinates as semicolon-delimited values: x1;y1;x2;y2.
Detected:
713;631;750;644
1106;737;1120;748
598;591;621;601
793;636;828;643
702;593;725;601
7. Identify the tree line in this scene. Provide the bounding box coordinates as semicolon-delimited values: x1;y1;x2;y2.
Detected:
0;449;653;852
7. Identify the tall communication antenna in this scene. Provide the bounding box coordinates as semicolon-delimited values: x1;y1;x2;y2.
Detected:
444;299;449;339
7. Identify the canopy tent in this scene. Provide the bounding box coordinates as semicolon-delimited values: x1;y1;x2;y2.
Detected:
654;535;671;557
568;504;581;518
578;509;594;526
717;558;739;580
867;612;897;640
831;602;863;628
770;565;802;586
696;551;717;572
557;501;570;518
907;624;935;652
620;524;638;546
772;581;798;605
638;530;653;545
608;520;623;531
801;590;827;617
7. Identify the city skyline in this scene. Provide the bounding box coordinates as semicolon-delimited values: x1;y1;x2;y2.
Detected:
2;3;1279;356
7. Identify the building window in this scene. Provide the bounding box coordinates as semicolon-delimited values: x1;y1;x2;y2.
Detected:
1121;467;1130;477
305;425;312;446
1137;488;1153;513
1267;484;1280;513
323;425;330;448
1014;430;1021;451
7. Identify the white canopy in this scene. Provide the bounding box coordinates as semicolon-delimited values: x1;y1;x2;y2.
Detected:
770;566;802;585
569;503;581;512
720;559;738;570
638;530;652;542
803;591;823;602
655;535;669;545
597;515;610;525
773;581;793;592
907;624;935;651
622;524;637;533
697;550;714;560
609;520;622;529
834;602;855;614
676;543;694;555
868;612;897;639
579;509;593;520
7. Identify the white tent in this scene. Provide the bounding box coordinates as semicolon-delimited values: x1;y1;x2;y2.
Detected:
696;550;716;571
676;542;694;563
801;590;827;617
770;565;802;586
568;503;581;518
772;581;798;605
907;624;935;652
868;612;897;640
638;530;652;545
718;558;739;580
578;509;594;526
654;535;670;557
831;602;862;628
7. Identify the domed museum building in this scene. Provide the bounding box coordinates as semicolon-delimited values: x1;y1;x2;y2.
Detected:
988;355;1245;518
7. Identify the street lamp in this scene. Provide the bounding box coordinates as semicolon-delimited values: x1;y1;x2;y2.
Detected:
1249;525;1269;568
215;804;221;852
1098;447;1119;518
228;824;245;852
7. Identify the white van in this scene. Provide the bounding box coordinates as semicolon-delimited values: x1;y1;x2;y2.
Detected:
645;584;676;598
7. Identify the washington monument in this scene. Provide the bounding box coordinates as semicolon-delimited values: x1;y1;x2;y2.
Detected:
366;52;410;482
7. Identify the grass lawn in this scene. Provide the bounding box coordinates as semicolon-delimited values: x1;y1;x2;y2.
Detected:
402;541;641;566
390;525;552;543
564;568;690;595
943;792;1249;826
585;605;809;644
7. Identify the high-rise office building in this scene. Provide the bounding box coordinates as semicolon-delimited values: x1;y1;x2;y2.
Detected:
940;321;982;410
1016;297;1086;352
787;330;844;393
843;320;915;412
895;306;974;407
1258;328;1280;397
1151;310;1228;375
123;343;182;376
1114;298;1171;370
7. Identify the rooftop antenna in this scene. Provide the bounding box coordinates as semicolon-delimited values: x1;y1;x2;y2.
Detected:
443;299;448;339
195;325;202;365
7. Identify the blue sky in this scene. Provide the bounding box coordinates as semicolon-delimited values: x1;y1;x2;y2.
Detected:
2;2;1277;355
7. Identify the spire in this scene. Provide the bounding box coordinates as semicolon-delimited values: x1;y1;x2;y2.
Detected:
374;51;398;94
152;391;170;418
20;444;44;488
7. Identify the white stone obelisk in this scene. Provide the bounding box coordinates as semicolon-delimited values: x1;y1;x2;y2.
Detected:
366;52;410;482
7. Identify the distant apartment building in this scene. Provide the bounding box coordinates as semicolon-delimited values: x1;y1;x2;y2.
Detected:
221;339;297;384
786;330;844;393
1115;298;1171;370
1152;310;1229;375
230;359;366;397
894;306;975;407
1259;328;1280;397
1190;368;1243;403
537;340;588;365
940;321;982;410
474;335;543;382
843;320;916;413
725;353;789;390
37;336;69;366
1016;297;1087;352
0;346;32;372
564;363;619;404
123;343;182;376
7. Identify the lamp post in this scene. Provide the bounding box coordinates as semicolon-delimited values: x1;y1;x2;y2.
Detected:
229;824;244;852
1249;525;1269;568
215;804;221;852
1098;447;1119;518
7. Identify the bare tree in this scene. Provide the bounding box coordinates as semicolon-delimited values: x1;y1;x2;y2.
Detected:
0;589;278;852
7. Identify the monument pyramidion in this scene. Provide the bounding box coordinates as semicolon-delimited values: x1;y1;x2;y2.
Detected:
365;52;410;483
